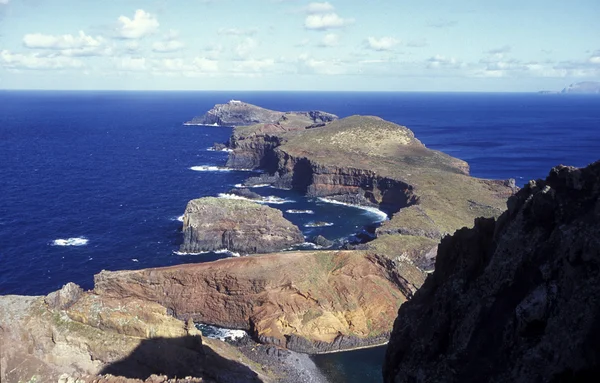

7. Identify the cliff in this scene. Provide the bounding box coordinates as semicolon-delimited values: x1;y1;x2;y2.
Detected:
185;100;337;127
0;283;266;383
223;113;516;271
383;161;600;382
180;197;304;254
94;250;415;353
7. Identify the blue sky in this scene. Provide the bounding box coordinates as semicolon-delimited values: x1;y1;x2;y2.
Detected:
0;0;598;91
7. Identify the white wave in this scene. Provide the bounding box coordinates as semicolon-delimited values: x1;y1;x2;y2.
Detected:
206;147;233;152
248;184;271;188
51;237;89;247
214;249;241;257
190;165;257;172
261;196;294;204
304;222;334;228
286;209;315;214
171;215;185;222
184;122;220;127
217;193;294;205
317;198;389;221
196;323;247;341
173;248;241;257
233;183;245;188
132;258;139;262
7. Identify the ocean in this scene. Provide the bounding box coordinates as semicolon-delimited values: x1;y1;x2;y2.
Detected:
1;91;598;382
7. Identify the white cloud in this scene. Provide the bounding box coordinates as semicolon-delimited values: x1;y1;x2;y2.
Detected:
0;0;10;5
366;36;399;51
193;57;219;72
304;13;353;30
22;31;112;57
589;51;600;64
233;58;275;73
1;50;84;70
152;40;185;53
427;55;460;69
218;28;258;36
23;31;103;50
487;45;511;55
117;9;159;39
319;33;339;47
235;37;258;58
117;56;147;71
152;31;185;53
152;57;219;77
306;2;335;14
297;54;345;75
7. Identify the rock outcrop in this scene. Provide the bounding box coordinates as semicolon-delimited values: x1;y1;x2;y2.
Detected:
180;197;304;254
383;161;600;383
185;100;337;127
94;250;415;353
0;284;266;383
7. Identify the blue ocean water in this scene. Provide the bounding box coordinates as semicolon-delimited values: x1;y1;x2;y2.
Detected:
1;91;598;382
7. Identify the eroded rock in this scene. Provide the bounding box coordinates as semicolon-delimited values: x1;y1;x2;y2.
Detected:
180;197;304;254
383;161;600;383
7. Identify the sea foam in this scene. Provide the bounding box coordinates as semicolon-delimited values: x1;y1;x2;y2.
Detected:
51;237;89;247
317;198;389;221
173;249;241;257
190;166;258;172
195;323;247;341
286;209;315;214
217;193;294;205
304;222;334;228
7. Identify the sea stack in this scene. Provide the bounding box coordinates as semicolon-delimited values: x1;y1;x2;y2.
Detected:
180;197;304;254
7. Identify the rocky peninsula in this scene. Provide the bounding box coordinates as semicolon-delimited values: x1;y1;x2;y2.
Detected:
201;102;517;272
383;161;600;382
180;197;304;254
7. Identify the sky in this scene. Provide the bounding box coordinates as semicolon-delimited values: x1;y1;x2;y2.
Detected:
0;0;598;91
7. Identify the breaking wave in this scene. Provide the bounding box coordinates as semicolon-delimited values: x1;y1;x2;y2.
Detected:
217;193;294;205
286;209;315;214
195;324;247;341
51;237;89;247
317;198;389;221
304;222;334;228
173;249;241;257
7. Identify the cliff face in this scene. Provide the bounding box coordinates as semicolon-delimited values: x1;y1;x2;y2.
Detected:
180;197;303;254
0;283;265;383
94;250;414;353
383;161;600;383
269;116;515;270
203;110;516;274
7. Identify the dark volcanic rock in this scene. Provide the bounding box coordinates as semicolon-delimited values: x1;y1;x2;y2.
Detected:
383;161;600;383
310;235;334;248
227;188;262;200
180;197;303;254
